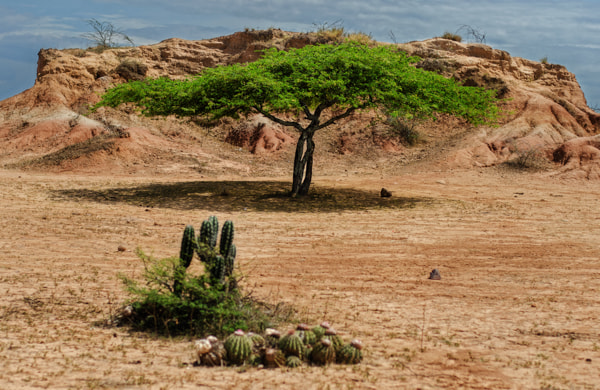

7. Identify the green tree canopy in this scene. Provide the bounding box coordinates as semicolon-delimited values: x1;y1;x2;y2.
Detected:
96;42;499;195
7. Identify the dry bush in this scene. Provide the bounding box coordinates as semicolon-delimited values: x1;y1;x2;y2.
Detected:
441;32;462;42
115;59;148;81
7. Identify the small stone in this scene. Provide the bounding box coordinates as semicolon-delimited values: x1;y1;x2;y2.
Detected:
117;245;127;252
429;269;441;280
380;188;392;197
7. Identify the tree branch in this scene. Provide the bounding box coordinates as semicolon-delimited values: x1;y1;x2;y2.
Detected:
253;106;305;132
316;106;357;130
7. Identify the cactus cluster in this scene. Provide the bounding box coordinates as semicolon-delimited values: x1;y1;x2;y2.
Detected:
194;323;364;368
175;216;237;292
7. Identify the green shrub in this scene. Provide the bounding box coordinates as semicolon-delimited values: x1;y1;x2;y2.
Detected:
118;248;287;337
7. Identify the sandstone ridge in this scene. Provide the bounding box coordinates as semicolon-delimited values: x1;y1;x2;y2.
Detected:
0;29;598;177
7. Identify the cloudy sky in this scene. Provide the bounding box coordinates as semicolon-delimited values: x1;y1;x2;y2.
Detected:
1;1;599;109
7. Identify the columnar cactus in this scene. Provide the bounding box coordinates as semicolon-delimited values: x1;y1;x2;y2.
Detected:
219;220;234;258
197;219;217;263
224;244;236;276
337;339;363;364
182;216;238;288
209;255;226;283
175;225;197;295
224;329;253;365
207;215;219;248
179;225;196;269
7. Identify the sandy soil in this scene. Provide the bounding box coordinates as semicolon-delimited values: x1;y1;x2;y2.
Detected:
1;166;599;389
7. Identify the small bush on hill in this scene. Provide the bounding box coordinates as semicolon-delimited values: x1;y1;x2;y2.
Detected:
441;32;462;42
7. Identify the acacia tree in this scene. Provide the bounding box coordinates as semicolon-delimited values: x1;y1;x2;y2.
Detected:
96;42;499;196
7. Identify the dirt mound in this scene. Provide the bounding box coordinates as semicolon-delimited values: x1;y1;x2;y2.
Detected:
0;31;598;176
225;116;294;154
551;135;600;179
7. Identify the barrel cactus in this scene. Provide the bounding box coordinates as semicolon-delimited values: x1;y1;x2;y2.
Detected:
310;338;336;365
286;355;303;368
296;323;317;346
312;321;331;341
196;336;225;367
263;347;286;368
323;328;344;352
247;332;266;352
337;339;363;364
264;328;282;348
278;330;305;358
224;330;253;365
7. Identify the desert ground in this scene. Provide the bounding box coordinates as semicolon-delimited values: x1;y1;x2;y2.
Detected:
1;162;599;389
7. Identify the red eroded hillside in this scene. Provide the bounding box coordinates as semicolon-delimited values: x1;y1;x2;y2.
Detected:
0;29;598;177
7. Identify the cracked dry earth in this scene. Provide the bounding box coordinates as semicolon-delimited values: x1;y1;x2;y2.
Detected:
1;168;599;389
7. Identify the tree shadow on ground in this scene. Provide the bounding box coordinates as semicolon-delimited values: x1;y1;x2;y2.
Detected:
53;180;435;213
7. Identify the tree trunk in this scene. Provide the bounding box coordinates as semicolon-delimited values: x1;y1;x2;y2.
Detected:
299;134;315;195
290;130;316;196
291;132;308;196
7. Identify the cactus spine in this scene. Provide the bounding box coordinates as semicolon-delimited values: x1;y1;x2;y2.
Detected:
224;330;253;365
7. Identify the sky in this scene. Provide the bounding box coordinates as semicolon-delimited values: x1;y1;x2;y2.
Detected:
1;1;599;110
